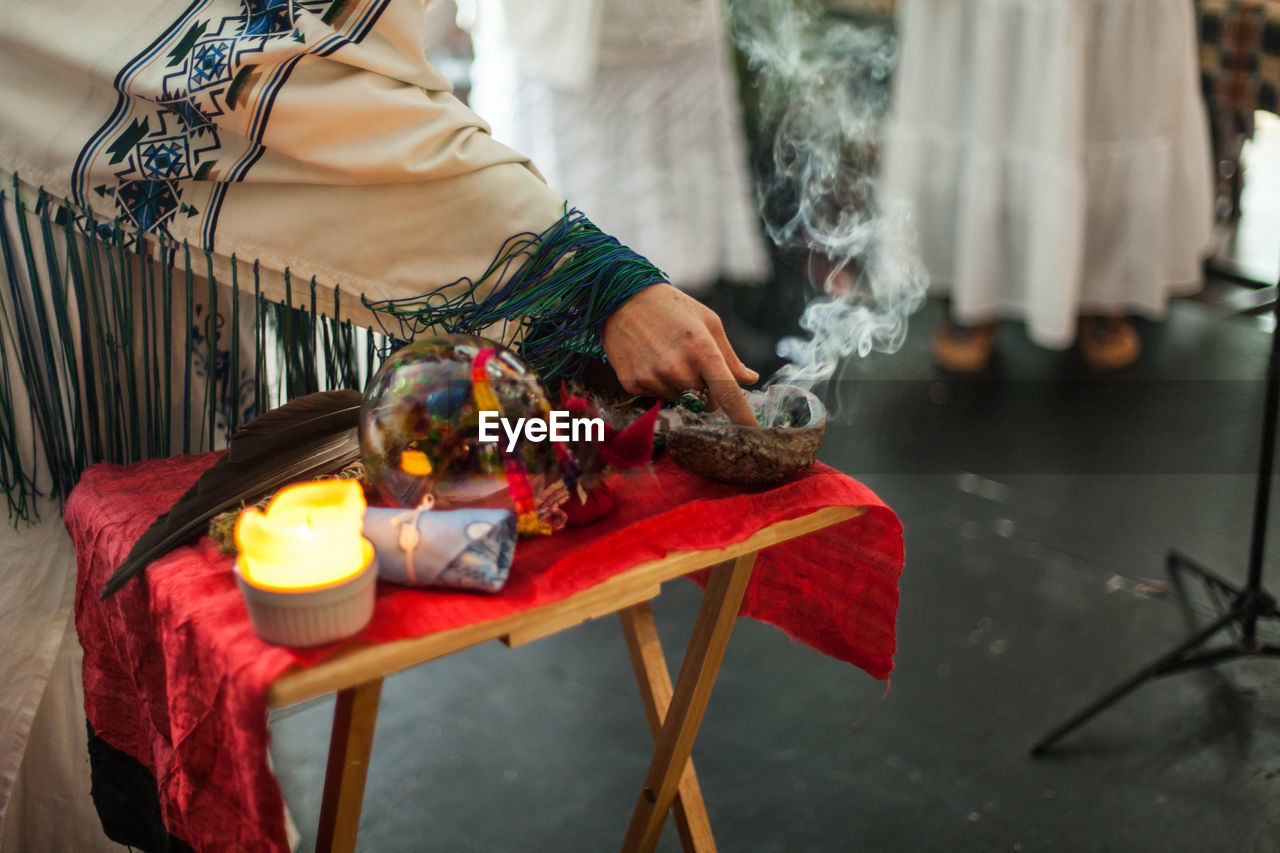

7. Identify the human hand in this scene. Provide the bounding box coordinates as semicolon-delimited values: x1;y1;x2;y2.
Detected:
600;283;760;426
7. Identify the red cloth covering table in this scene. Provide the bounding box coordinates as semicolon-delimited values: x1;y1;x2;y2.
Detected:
68;452;903;852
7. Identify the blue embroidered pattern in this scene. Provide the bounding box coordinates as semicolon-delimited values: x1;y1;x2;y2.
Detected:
64;0;392;447
72;0;390;247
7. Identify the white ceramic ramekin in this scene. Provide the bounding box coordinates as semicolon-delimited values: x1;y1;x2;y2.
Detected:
235;544;377;647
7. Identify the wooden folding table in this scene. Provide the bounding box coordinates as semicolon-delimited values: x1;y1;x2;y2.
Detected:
266;505;864;853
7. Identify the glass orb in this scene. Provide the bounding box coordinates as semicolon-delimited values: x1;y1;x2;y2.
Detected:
359;335;557;509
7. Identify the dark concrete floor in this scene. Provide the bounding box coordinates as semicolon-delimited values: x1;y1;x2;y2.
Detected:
270;285;1280;852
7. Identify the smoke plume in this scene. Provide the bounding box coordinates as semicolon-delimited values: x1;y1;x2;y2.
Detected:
728;0;927;393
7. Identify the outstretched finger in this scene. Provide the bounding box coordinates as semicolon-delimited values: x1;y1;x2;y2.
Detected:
699;360;758;427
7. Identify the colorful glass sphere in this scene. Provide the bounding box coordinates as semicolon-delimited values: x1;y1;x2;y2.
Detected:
358;335;557;509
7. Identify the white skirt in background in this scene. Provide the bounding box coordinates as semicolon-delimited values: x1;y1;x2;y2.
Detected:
466;1;772;296
882;0;1215;348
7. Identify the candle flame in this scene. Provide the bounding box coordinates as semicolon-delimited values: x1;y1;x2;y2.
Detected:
235;480;372;591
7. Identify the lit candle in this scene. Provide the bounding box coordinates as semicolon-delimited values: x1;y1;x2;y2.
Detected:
235;480;373;591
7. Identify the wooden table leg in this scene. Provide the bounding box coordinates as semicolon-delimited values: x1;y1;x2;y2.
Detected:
620;602;716;853
621;552;757;853
315;677;383;853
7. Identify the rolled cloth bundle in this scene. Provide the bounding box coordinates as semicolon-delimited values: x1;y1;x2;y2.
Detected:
0;0;669;524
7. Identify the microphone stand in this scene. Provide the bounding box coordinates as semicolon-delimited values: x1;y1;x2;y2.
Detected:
1031;289;1280;756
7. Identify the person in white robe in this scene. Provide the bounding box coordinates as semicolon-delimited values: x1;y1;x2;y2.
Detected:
883;0;1215;372
462;0;773;297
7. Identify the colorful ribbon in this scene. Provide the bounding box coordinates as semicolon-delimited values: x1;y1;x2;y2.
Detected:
472;347;548;536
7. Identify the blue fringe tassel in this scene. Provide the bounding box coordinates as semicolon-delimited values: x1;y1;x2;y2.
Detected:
362;207;667;380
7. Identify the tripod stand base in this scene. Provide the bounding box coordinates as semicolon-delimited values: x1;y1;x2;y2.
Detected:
1030;550;1280;757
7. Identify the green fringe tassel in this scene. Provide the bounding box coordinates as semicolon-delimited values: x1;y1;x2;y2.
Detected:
0;184;661;526
362;206;667;379
0;178;384;524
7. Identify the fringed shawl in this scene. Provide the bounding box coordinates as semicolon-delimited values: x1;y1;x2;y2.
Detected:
0;0;667;522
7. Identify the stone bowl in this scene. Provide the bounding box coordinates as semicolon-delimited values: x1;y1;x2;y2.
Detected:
666;384;827;486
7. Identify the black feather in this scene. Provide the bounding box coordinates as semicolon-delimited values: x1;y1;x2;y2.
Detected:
100;389;364;600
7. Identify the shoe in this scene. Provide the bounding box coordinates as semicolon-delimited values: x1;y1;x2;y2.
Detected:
1078;315;1140;371
931;320;997;373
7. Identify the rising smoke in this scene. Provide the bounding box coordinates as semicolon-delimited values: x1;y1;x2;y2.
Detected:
728;0;928;394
